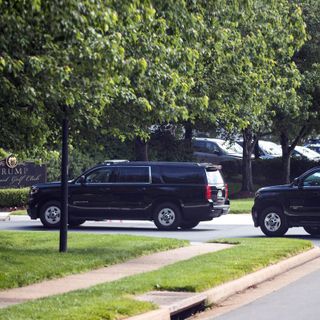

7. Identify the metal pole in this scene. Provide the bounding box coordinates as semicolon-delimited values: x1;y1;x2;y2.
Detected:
59;112;69;252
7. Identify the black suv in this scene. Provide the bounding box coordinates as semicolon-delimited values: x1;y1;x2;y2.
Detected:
28;161;229;230
252;167;320;236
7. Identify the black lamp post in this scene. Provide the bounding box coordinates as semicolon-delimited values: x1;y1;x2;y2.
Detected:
59;107;69;252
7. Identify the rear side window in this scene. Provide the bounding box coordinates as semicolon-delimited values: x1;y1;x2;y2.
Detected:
206;170;224;185
161;167;204;184
117;167;150;183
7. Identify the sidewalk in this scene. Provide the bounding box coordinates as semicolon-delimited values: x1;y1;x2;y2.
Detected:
0;242;231;309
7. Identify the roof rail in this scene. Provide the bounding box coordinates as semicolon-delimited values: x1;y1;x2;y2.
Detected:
103;159;130;165
198;163;222;170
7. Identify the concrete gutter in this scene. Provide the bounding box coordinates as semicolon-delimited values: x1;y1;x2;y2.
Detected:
129;247;320;320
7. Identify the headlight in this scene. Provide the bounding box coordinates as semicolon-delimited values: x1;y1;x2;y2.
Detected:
255;191;260;198
30;186;39;195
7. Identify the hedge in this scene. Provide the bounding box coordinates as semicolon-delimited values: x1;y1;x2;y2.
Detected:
0;188;29;208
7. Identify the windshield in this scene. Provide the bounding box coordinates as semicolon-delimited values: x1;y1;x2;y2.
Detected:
295;146;320;159
215;140;243;154
259;141;282;156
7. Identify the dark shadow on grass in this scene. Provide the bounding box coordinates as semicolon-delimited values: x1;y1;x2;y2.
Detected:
10;224;221;233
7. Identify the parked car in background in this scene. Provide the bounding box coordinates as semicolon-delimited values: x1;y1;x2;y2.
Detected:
257;140;282;159
293;146;320;161
252;166;320;236
305;138;320;145
192;138;243;164
28;161;229;230
303;144;320;154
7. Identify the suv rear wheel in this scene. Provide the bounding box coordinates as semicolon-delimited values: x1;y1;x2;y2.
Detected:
153;202;181;230
260;206;288;237
303;226;320;236
69;218;86;228
180;220;200;230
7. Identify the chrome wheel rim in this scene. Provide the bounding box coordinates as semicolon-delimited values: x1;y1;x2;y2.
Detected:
44;206;61;224
158;208;175;226
264;212;281;232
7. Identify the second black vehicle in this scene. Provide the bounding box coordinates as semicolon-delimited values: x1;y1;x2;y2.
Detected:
28;161;229;230
252;166;320;236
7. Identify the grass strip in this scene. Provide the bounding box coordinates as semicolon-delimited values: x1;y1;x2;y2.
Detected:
0;231;187;290
230;198;254;214
0;237;312;320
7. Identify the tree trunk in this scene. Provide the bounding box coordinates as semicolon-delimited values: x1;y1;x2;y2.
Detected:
184;120;193;151
280;126;308;184
135;137;148;161
280;132;291;184
241;128;255;192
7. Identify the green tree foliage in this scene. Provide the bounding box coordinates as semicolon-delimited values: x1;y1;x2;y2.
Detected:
195;0;306;191
0;0;309;185
273;0;320;183
0;0;121;155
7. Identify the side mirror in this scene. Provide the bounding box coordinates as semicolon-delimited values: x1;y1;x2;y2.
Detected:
78;175;86;184
292;177;300;186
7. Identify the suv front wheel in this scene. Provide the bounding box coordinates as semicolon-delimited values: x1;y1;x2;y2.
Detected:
260;206;288;237
40;201;61;228
153;202;181;231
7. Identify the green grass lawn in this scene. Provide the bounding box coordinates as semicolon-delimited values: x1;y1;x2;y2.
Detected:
230;198;254;213
0;237;312;320
0;231;187;290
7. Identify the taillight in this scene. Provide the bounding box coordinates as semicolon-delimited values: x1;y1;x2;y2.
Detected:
225;183;228;199
205;185;211;200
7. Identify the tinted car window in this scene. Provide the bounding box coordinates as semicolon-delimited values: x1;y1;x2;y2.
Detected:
161;167;204;184
117;166;150;183
86;168;114;183
206;170;224;185
303;171;320;187
206;142;220;154
193;140;207;152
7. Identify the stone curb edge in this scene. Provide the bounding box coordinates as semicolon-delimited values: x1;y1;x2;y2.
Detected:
126;247;320;320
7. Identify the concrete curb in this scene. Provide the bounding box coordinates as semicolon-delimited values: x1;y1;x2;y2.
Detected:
126;247;320;320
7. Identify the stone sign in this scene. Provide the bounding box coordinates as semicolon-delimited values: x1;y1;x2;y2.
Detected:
0;155;47;188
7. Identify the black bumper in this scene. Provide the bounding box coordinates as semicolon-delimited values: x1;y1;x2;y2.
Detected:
211;204;230;218
27;204;38;220
252;206;259;227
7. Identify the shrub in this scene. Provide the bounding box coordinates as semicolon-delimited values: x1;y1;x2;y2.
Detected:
252;158;319;184
0;188;29;208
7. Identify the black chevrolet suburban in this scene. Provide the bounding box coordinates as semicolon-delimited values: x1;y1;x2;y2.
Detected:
252;166;320;236
28;161;229;230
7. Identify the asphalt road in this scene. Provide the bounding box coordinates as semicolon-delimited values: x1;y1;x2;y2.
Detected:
204;264;320;320
2;214;320;246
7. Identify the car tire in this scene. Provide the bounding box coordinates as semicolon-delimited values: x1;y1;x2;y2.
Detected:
153;202;181;230
259;206;288;237
180;220;200;230
303;226;320;236
68;219;86;228
40;201;61;228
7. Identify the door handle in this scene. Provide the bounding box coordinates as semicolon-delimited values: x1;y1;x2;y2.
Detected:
99;188;111;191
